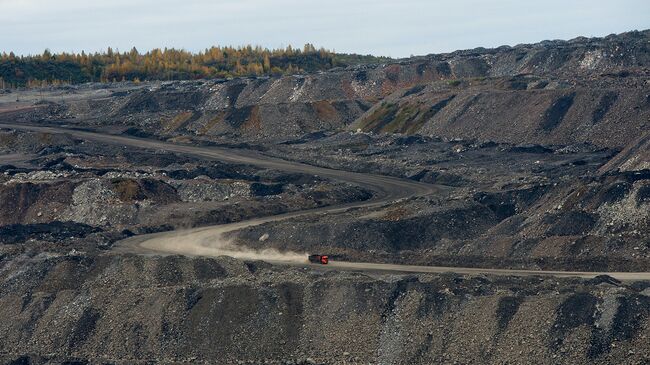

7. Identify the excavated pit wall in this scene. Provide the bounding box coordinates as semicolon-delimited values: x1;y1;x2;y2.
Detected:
35;30;650;146
0;253;648;365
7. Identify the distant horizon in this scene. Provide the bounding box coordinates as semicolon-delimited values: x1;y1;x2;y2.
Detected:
1;0;649;58
3;28;649;60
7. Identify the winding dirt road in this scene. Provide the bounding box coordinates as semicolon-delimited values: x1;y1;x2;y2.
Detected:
1;121;649;282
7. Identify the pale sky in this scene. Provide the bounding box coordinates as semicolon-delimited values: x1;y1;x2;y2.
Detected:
1;0;648;57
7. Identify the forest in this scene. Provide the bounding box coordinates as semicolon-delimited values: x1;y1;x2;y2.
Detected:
0;44;391;88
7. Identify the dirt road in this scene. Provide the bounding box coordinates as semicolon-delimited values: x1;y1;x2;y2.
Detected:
1;121;648;281
118;212;650;281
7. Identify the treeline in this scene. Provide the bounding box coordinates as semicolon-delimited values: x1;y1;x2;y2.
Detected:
0;44;391;88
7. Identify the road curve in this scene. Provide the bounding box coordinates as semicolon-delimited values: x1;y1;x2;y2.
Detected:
1;121;649;282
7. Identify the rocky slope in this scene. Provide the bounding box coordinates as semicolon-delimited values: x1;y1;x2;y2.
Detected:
0;253;648;365
0;33;647;265
0;129;371;238
0;29;649;364
14;30;648;148
231;132;648;272
350;75;649;149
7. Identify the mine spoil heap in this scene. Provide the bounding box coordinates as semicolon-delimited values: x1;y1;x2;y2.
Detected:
0;30;649;364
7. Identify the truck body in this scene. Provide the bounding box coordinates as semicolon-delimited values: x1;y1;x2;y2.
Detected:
308;254;329;265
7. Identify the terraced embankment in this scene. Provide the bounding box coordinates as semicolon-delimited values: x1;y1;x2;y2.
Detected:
2;122;648;282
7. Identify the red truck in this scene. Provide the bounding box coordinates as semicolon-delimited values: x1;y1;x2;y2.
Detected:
308;254;329;265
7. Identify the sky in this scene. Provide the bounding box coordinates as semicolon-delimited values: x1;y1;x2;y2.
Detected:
1;0;648;58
